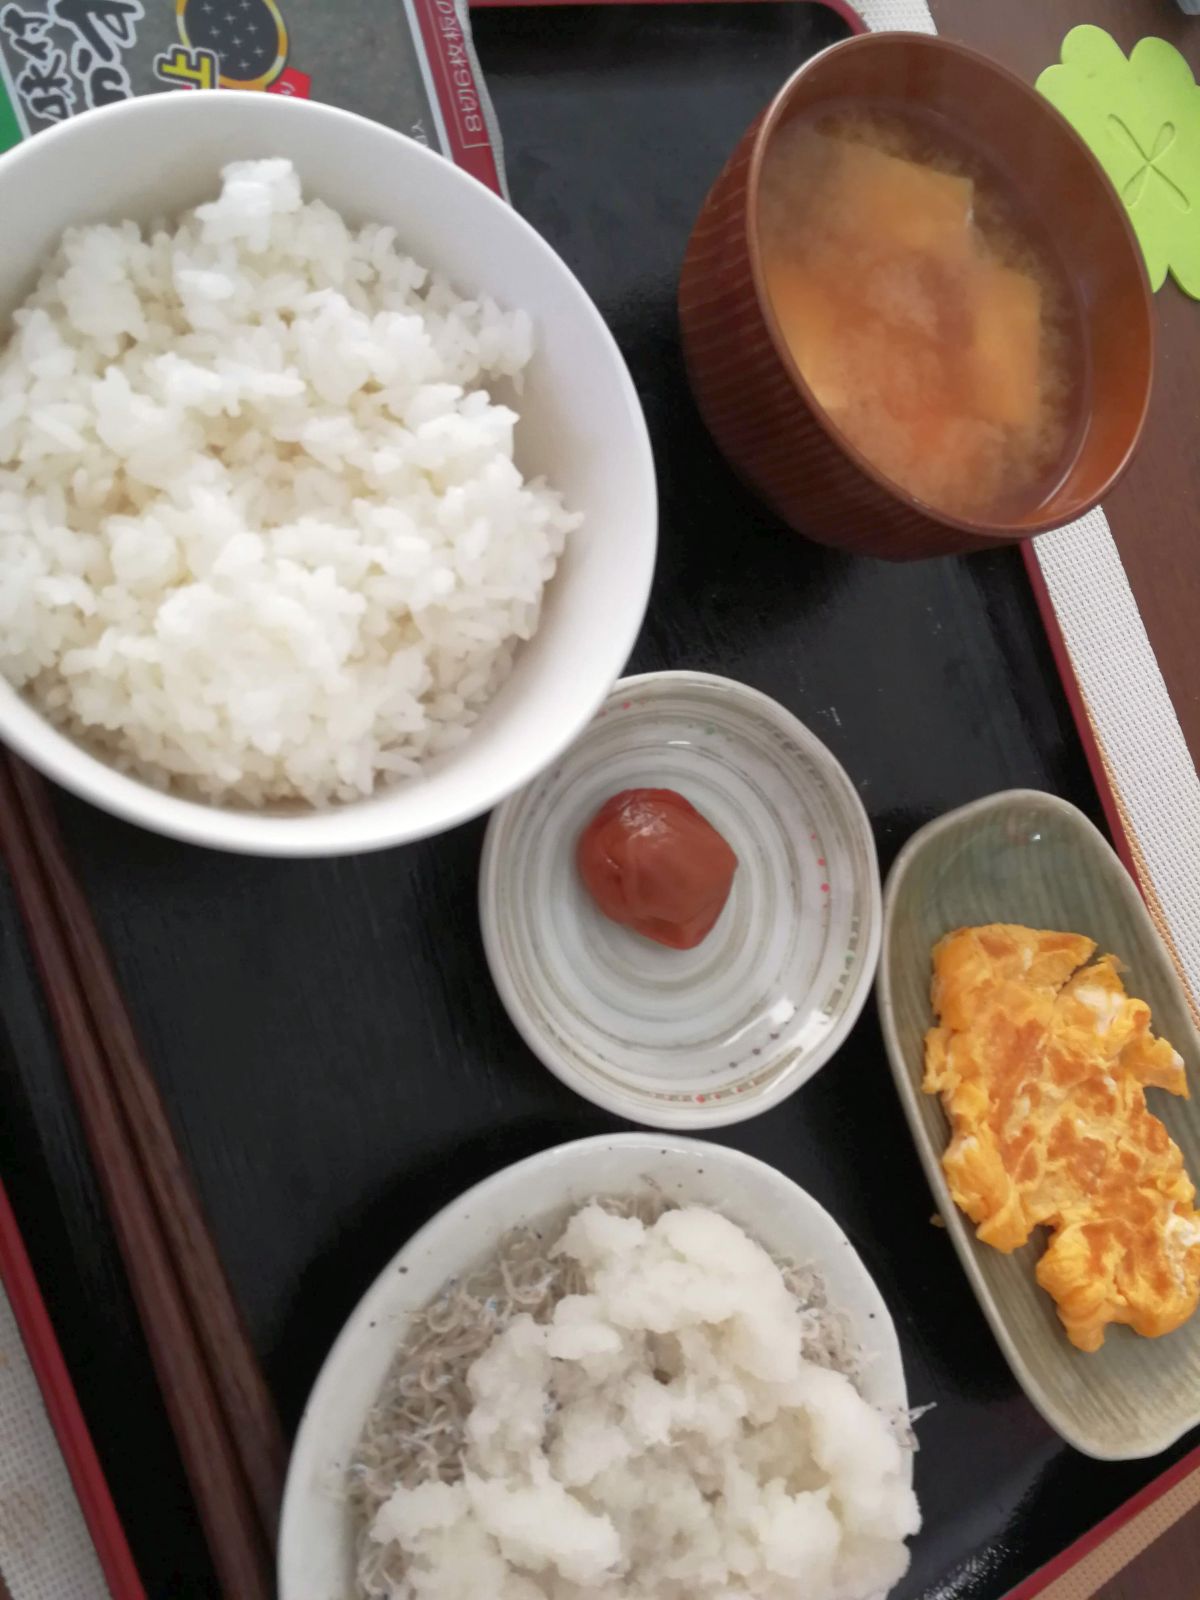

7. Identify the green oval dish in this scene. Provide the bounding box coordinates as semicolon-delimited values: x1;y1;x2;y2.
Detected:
878;789;1200;1460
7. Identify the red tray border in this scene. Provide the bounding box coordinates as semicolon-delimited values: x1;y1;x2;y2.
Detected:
0;9;1147;1600
1004;1439;1200;1599
0;1178;147;1600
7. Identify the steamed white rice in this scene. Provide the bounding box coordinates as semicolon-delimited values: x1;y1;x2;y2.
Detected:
0;159;579;806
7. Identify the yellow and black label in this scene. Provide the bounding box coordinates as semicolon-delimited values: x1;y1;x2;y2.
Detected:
176;0;288;92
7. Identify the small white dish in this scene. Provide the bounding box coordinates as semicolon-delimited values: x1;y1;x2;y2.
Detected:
277;1132;911;1600
479;671;881;1128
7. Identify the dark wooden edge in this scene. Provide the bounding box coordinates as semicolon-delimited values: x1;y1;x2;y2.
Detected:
465;0;872;53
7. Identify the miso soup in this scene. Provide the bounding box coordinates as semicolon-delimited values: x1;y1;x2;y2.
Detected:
757;105;1088;521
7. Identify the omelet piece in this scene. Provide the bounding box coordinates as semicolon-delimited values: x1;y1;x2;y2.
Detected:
923;924;1200;1351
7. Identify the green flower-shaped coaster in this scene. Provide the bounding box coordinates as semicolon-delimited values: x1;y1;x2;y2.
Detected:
1037;25;1200;296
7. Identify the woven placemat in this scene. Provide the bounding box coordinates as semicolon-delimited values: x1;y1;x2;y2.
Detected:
1030;516;1200;1024
0;1279;111;1600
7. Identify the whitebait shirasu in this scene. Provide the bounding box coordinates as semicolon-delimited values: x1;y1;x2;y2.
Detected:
347;1194;899;1599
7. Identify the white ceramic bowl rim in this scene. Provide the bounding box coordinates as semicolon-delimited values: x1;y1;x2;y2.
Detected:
0;93;656;856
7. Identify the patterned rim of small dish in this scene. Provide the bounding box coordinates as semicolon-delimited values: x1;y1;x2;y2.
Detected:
479;670;882;1128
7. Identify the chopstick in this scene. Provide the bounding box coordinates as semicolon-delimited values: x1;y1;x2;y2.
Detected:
5;756;287;1539
0;754;280;1599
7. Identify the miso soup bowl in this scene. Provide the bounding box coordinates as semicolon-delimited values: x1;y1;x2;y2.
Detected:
678;32;1154;560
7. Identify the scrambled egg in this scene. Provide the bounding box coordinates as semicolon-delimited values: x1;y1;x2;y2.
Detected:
924;924;1200;1351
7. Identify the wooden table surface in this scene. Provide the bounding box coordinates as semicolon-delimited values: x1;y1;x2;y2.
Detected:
929;0;1200;761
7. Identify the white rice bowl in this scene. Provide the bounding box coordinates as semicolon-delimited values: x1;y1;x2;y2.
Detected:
0;158;580;807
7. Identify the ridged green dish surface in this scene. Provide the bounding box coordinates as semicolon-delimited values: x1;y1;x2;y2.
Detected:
879;789;1200;1459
